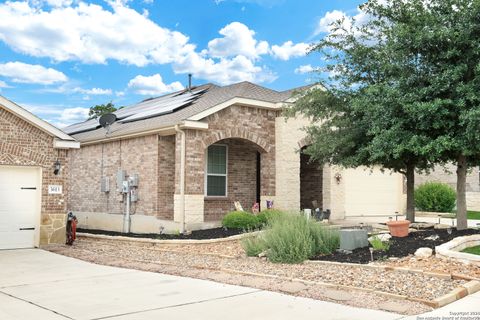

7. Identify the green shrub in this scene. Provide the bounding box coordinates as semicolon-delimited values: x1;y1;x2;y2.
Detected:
222;211;259;230
369;236;390;251
415;182;456;213
241;236;266;257
256;209;284;226
260;213;340;264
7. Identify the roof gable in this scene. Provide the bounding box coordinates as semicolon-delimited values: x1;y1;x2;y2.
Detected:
0;95;77;144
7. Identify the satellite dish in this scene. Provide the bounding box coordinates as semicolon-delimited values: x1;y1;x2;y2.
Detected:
99;113;116;135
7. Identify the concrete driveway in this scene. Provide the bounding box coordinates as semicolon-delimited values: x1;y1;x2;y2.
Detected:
0;249;401;320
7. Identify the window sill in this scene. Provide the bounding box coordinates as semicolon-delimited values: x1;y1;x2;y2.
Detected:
204;196;229;200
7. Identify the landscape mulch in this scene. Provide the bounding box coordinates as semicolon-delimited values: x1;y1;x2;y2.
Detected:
311;228;480;264
76;227;244;240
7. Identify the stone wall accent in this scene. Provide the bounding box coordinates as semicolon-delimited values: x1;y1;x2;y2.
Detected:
204;139;258;221
274;115;312;211
0;106;69;245
323;165;346;220
68;135;159;217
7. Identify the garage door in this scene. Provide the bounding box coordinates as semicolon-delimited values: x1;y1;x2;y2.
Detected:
344;167;402;216
0;166;40;249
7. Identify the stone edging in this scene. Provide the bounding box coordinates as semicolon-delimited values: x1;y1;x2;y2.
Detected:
76;230;261;245
305;260;480;308
436;235;480;264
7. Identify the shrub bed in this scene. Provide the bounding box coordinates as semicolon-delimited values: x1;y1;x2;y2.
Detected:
242;212;339;263
222;211;259;230
415;182;456;213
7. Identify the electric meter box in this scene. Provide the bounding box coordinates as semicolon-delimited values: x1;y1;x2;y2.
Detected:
131;188;138;202
122;181;129;193
116;170;126;191
130;174;139;187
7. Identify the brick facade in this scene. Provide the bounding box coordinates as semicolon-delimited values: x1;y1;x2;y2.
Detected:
0;107;69;245
68;135;159;217
204;139;259;221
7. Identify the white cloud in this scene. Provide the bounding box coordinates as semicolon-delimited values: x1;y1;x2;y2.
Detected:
73;87;112;95
173;52;276;85
271;41;309;60
0;61;67;85
0;1;192;67
23;103;89;128
127;74;184;96
294;64;316;74
314;10;348;35
43;0;73;7
0;80;11;88
207;22;269;59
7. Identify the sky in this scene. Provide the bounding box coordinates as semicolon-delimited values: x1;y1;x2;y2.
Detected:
0;0;364;127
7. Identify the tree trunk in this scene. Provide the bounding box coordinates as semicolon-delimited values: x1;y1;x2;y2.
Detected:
456;155;468;230
406;163;415;222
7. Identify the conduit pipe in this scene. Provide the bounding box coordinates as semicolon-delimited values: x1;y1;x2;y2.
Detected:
175;125;186;233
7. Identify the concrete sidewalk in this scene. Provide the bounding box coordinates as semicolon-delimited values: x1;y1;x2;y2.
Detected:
0;249;400;320
399;291;480;320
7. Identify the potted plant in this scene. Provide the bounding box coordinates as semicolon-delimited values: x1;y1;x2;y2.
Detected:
386;220;410;237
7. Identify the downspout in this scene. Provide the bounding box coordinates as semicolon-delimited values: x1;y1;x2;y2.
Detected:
175;125;186;233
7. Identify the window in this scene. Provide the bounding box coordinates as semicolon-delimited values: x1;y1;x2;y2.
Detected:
206;145;227;196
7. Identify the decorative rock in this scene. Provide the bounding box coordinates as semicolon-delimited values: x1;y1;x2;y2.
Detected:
378;301;410;313
424;234;440;241
414;247;433;258
410;222;435;230
279;281;308;294
368;233;391;242
323;289;353;301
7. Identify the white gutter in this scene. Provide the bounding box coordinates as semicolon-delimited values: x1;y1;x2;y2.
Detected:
174;124;186;234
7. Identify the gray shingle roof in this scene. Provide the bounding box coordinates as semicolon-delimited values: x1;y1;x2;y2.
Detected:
66;81;307;143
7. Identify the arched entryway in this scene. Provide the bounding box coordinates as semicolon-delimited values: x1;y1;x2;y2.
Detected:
203;137;269;221
300;146;323;210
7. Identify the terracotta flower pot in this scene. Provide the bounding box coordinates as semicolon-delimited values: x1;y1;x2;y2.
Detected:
386;220;410;237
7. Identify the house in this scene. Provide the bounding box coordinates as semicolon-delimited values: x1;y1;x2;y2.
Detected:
0;96;79;249
64;81;407;233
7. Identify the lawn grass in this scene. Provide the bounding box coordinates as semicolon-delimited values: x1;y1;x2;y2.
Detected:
467;211;480;220
461;245;480;255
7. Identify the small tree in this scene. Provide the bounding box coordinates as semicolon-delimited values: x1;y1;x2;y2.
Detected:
88;102;118;120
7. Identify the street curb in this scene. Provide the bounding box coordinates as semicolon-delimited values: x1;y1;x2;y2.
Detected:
77;230;261;244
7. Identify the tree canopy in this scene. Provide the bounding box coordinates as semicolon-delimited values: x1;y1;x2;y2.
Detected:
292;0;480;227
88;102;119;120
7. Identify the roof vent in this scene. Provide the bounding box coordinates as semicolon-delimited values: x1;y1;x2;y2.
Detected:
188;74;192;92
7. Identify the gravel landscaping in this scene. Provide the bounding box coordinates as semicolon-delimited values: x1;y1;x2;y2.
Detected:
44;235;474;315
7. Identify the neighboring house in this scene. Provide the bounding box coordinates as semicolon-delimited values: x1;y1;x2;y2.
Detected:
64;81;406;233
416;165;480;211
0;96;79;249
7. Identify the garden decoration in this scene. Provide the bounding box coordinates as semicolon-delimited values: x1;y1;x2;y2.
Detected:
386;220;410;237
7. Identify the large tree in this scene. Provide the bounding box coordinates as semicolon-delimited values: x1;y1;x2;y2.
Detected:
292;0;438;222
295;0;480;229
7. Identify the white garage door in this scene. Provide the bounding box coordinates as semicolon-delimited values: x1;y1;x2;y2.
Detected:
344;167;402;216
0;166;40;249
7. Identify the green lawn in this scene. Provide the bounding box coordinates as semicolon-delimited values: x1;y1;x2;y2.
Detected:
461;245;480;255
468;211;480;220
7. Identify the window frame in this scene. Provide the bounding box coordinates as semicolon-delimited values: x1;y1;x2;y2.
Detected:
205;144;228;197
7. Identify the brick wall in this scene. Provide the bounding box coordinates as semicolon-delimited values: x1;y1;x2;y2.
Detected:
174;105;277;222
68;134;159;217
158;135;175;220
0;107;69;245
416;164;480;192
204;139;258;221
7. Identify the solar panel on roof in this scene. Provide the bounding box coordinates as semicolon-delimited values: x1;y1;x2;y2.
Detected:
63;87;209;135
